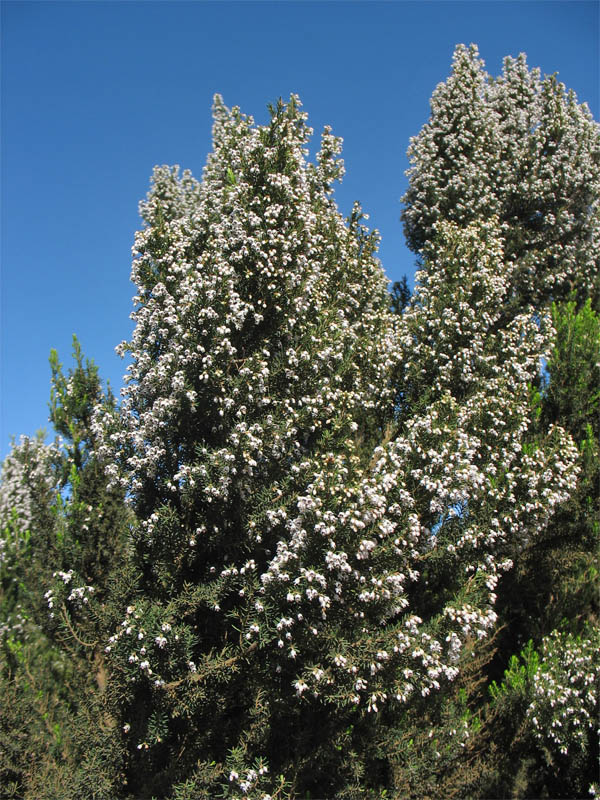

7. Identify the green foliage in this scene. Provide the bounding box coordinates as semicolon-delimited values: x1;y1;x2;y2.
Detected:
488;639;540;701
543;299;600;442
389;276;411;315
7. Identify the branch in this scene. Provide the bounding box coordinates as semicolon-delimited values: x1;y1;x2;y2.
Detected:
164;641;258;691
60;603;97;649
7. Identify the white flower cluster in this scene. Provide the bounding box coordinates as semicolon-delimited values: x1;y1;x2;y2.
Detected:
0;435;60;568
0;607;27;640
402;44;600;307
44;589;55;613
228;761;269;796
93;95;397;507
104;603;175;689
67;584;95;606
54;569;73;584
527;630;599;757
43;568;95;620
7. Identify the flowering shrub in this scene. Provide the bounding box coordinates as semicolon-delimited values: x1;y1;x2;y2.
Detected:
0;45;596;800
527;629;599;757
89;92;582;797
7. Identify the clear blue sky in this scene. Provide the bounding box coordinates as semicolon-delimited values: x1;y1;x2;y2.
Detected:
2;0;598;459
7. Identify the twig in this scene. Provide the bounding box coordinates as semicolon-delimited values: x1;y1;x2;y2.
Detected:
60;603;97;649
164;641;258;690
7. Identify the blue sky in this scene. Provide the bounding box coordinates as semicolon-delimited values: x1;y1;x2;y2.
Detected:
1;0;598;459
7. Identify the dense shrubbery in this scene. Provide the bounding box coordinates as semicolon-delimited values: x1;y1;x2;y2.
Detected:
1;45;598;799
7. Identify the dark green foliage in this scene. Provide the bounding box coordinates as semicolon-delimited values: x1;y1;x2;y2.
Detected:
389;276;411;315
